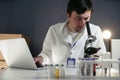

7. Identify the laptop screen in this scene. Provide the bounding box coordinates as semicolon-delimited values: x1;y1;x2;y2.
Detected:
0;38;38;69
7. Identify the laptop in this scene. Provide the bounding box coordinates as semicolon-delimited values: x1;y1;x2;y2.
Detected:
0;38;43;70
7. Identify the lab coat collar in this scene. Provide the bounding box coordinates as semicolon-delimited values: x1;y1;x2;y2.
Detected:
61;21;87;45
60;21;72;44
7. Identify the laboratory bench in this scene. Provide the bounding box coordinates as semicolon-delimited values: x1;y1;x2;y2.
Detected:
0;67;120;80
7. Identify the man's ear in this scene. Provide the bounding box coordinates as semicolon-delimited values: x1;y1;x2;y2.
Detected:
67;13;71;20
67;13;70;18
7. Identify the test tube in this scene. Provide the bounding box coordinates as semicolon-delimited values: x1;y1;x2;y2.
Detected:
118;58;120;75
59;64;65;78
78;58;96;77
47;64;55;78
43;64;48;77
78;58;85;76
90;58;96;76
55;64;60;78
108;62;111;77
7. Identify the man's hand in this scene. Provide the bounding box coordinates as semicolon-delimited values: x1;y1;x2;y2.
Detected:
34;56;43;64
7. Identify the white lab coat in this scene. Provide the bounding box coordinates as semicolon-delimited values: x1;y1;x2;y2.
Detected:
39;21;106;64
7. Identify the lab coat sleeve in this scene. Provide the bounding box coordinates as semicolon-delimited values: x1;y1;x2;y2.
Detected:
38;27;53;64
93;26;107;60
96;27;106;53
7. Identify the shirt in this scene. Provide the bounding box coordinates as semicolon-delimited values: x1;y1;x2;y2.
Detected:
39;21;106;64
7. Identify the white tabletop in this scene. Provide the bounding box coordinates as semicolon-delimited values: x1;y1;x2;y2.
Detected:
0;67;120;80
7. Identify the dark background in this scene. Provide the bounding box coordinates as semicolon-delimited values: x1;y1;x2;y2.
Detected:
0;0;120;56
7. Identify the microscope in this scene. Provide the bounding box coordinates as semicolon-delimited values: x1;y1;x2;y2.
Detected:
82;22;101;76
84;22;101;58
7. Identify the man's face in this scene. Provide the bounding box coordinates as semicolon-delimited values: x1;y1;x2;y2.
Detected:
67;10;91;32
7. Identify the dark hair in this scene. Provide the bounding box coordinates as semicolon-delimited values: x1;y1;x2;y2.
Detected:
67;0;93;15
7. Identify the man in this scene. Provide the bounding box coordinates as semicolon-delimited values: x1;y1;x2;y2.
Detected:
34;0;106;65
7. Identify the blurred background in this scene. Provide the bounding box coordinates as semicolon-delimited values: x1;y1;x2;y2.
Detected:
0;0;120;56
